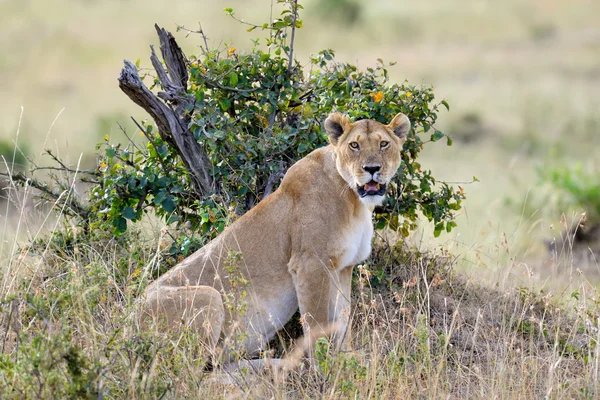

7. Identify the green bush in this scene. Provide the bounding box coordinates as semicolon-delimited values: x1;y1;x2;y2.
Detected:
312;0;363;25
89;0;463;243
541;161;600;224
0;139;27;170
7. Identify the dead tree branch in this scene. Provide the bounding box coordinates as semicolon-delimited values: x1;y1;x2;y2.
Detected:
0;170;90;220
118;24;213;197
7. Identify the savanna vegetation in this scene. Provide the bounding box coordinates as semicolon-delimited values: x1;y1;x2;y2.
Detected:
1;0;599;398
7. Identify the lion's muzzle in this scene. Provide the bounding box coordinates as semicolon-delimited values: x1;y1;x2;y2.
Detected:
357;181;387;197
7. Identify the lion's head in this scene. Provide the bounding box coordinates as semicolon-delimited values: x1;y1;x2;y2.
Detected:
324;112;410;206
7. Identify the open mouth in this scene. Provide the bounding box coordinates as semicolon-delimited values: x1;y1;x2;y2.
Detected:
356;180;387;197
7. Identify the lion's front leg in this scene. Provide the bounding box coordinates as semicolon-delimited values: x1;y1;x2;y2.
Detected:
288;256;353;356
289;257;332;344
330;265;353;352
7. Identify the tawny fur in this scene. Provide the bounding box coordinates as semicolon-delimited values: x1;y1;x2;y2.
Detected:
143;112;410;365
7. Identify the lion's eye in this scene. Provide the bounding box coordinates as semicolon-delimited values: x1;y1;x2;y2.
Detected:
349;142;360;150
380;141;389;149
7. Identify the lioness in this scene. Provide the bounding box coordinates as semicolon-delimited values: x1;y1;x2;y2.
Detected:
144;112;410;364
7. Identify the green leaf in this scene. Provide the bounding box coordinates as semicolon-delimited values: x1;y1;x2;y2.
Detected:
446;136;453;146
154;190;167;205
228;71;238;86
441;100;450;111
157;144;169;158
162;197;176;213
105;147;115;158
113;217;127;233
122;206;136;220
571;290;580;300
433;223;443;237
167;215;180;224
218;98;232;111
431;130;444;142
375;216;388;230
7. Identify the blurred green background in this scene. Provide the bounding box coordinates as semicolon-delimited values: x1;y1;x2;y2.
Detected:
1;0;599;287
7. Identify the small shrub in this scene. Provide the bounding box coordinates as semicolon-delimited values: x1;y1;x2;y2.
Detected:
90;0;463;241
448;111;488;144
312;0;363;25
541;162;600;225
0;139;27;170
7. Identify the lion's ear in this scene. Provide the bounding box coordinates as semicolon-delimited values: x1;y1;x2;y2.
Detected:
324;113;350;145
387;113;411;142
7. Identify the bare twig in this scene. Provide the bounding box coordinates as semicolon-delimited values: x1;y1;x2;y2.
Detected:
176;23;211;55
30;165;99;176
265;0;299;137
286;0;298;77
203;80;259;94
199;22;210;54
29;150;99;177
117;122;142;152
0;170;90;220
225;13;275;31
44;149;70;171
263;162;286;199
130;117;172;175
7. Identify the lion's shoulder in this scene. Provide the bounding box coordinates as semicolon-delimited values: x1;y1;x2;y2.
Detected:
278;146;340;195
292;145;334;171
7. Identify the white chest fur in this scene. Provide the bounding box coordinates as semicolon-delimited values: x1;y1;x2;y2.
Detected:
333;205;374;269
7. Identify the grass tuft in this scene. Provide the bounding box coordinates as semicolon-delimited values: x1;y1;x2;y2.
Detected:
1;218;599;398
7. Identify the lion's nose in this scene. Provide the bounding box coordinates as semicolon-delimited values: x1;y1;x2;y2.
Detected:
363;165;381;175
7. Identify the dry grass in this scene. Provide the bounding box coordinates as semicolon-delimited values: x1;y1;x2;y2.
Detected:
1;207;599;398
